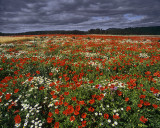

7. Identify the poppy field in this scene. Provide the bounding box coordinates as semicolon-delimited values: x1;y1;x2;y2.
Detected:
0;35;160;128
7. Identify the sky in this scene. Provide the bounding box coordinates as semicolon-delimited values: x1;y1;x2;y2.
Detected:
0;0;160;33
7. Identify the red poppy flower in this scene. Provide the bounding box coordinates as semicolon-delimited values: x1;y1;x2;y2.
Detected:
50;91;55;95
74;110;79;115
14;89;19;93
126;106;131;111
70;116;75;122
47;117;53;123
140;100;144;104
81;120;87;127
49;72;53;76
55;101;59;106
54;122;59;128
75;105;80;111
52;95;57;99
116;90;122;96
88;107;94;112
55;109;59;114
104;113;109;119
36;70;40;74
150;87;155;91
28;77;33;81
39;86;45;90
72;97;76;101
140;116;148;123
152;104;158;109
64;92;69;95
48;112;53;117
125;97;129;102
89;80;94;84
144;101;150;106
96;95;102;101
79;101;85;105
145;71;151;75
5;93;11;100
89;99;95;104
139;95;146;99
95;84;99;89
138;104;143;108
14;115;21;124
81;113;87;118
92;94;96;98
113;115;120;119
2;88;6;92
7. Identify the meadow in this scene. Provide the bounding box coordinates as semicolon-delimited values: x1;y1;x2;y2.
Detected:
0;35;160;128
0;36;35;44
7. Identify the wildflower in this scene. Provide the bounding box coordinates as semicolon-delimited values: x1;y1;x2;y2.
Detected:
100;122;103;126
113;110;117;113
54;122;59;128
88;107;95;112
82;120;86;127
126;106;131;111
125;97;129;102
48;112;53;117
5;93;11;100
144;101;150;106
15;123;21;127
64;92;69;95
108;119;111;123
14;89;19;93
113;115;120;119
81;113;87;118
89;99;95;104
112;123;115;127
104;113;109;119
114;121;118;125
14;115;21;124
55;109;59;114
152;104;158;109
39;123;42;126
70;116;75;122
95;112;98;116
24;122;28;126
102;107;105;111
140;116;148;123
99;112;102;116
47;117;53;123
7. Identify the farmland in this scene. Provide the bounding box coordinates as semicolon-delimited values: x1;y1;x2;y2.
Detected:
0;36;35;44
0;35;160;128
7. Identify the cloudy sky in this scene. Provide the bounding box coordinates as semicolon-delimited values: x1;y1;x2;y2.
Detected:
0;0;160;33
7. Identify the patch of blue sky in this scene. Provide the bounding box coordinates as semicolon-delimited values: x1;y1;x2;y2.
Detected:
124;14;145;22
91;16;110;21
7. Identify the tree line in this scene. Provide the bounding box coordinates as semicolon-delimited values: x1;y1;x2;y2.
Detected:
0;26;160;36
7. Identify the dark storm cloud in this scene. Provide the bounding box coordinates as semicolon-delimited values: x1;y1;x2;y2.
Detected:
0;0;160;33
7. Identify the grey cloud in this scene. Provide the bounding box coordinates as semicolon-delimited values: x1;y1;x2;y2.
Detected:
0;0;160;33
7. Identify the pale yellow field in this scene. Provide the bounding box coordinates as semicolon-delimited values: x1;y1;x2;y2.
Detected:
0;36;35;43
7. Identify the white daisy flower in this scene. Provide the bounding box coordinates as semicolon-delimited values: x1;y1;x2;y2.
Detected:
95;112;98;116
114;121;118;125
108;119;111;123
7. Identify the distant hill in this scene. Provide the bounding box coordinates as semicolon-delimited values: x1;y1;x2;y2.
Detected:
0;26;160;36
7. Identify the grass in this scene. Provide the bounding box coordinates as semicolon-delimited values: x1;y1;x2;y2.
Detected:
0;36;35;43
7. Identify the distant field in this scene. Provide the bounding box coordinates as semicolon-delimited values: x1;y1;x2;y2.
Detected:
0;36;35;43
88;34;160;37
